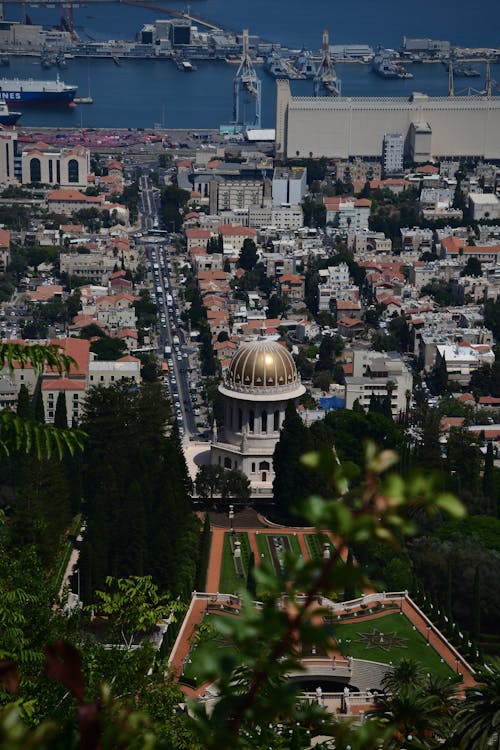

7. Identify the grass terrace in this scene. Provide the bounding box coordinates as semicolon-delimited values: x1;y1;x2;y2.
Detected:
331;612;455;679
218;532;251;594
304;533;338;562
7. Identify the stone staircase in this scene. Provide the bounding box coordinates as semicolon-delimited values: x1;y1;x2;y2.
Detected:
349;658;392;691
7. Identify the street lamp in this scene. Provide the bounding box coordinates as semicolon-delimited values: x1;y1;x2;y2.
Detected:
426;625;431;644
229;504;235;535
75;567;80;603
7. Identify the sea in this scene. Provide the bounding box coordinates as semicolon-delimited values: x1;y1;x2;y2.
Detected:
3;0;500;129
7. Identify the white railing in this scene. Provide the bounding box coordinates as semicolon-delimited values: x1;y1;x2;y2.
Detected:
314;591;406;613
405;594;476;676
175;592;476;679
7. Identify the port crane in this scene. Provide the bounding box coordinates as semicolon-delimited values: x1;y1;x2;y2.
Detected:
314;28;340;96
452;60;499;97
233;28;261;129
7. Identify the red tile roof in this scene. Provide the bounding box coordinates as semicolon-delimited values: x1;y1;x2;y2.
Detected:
415;164;439;174
41;378;86;392
220;225;257;237
0;228;10;248
47;189;101;204
25;285;64;302
186;228;211;239
49;337;90;377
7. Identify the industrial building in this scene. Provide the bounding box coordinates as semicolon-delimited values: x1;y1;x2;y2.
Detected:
275;80;500;161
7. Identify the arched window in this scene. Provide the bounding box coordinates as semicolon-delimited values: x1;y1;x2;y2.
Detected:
224;457;232;469
261;410;267;433
238;408;242;430
249;409;255;432
68;158;79;184
251;462;256;473
274;409;280;431
30;157;41;183
259;461;270;471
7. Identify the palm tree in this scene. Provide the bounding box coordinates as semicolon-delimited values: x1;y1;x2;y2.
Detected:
422;673;460;735
454;662;500;750
367;687;442;748
382;658;425;694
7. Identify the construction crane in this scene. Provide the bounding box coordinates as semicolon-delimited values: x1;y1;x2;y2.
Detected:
59;0;77;39
448;60;454;96
233;28;261;129
314;28;340;97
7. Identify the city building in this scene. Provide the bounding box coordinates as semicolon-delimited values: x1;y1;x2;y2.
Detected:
275;80;500;160
344;350;412;416
0;229;10;273
0;130;18;185
468;193;500;221
436;343;495;387
219;224;257;252
324;196;371;230
88;356;141;388
401;37;451;56
21;145;89;188
59;252;117;284
272;167;307;206
248;204;304;231
382;133;404;176
211;338;305;496
46;189;102;215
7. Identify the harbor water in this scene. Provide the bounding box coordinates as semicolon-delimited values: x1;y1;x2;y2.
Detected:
3;0;500;129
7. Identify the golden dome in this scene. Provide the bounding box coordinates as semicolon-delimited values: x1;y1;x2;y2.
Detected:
226;339;300;394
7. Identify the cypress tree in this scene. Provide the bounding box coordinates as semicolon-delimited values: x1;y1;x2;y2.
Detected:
33;386;45;423
472;565;481;642
272;403;314;521
247;551;257;600
343;549;356;602
483;442;494;510
445;557;453;616
54;391;68;429
16;384;33;419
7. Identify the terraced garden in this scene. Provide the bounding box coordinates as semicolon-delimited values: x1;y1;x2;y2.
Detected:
331;612;455;678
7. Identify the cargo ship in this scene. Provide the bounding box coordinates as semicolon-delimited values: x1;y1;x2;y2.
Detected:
0;100;22;125
0;76;77;106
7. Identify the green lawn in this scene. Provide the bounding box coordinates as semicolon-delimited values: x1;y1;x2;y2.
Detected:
50;513;83;593
304;533;337;562
331;612;455;678
218;532;250;595
182;613;238;684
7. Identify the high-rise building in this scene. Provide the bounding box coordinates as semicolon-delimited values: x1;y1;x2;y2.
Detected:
383;133;404;176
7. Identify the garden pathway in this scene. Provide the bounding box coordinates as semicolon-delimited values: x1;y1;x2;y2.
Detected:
205;528;224;593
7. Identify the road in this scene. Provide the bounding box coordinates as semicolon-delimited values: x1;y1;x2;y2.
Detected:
139;175;198;441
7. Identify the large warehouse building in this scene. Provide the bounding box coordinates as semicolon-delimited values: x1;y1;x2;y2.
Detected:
275;79;500;161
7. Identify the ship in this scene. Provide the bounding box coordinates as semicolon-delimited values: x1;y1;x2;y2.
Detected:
265;50;290;78
371;47;413;79
0;76;77;106
0;100;22;126
294;47;316;78
453;63;480;77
